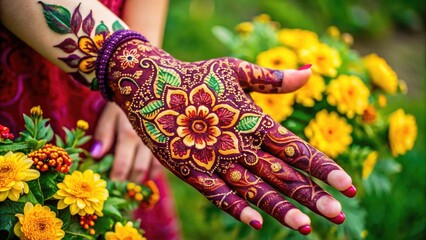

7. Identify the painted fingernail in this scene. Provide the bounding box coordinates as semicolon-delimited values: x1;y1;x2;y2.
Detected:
297;64;312;70
249;220;262;230
341;185;357;198
90;140;102;157
298;225;312;235
329;211;345;224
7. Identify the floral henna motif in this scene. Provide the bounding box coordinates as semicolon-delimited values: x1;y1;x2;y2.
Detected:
96;30;349;231
39;2;125;85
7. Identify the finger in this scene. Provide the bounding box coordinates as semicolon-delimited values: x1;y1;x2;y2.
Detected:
179;169;259;229
129;143;153;183
218;162;312;233
110;115;140;181
233;59;311;94
262;122;355;197
90;103;119;158
241;149;343;222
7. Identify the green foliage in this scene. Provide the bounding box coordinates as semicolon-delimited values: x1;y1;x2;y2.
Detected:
140;100;164;119
38;1;72;34
143;121;168;143
155;67;181;97
205;73;225;96
236;114;261;132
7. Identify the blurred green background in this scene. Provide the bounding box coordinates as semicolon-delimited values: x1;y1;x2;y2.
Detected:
162;0;425;239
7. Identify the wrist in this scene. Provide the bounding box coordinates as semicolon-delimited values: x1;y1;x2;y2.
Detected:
96;30;148;100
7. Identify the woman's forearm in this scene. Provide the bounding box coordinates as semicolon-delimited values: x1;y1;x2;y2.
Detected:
122;0;169;48
0;0;129;85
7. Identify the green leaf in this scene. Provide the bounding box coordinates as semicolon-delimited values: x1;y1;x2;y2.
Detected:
93;216;114;234
102;204;122;220
64;221;95;240
0;201;25;239
77;135;91;146
112;20;124;31
23;114;35;135
95;21;109;35
17;191;38;204
63;127;75;147
105;197;128;208
0;142;28;154
94;154;114;174
143;121;167;143
55;134;65;148
236;113;261;133
205;73;224;95
78;158;95;172
38;1;72;34
58;209;71;229
27;179;44;203
154;67;181;97
140;100;163;119
212;26;236;47
39;171;59;200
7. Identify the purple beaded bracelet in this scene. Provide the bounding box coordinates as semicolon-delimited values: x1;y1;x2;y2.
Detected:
95;30;148;100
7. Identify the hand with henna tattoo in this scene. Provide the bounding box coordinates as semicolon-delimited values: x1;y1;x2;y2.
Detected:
96;30;356;234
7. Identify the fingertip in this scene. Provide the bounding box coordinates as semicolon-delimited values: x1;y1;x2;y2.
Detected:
327;170;353;191
240;206;263;230
281;69;311;93
316;195;342;218
90;140;103;158
284;209;311;231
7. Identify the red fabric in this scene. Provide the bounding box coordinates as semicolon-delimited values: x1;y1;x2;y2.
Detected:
0;1;181;239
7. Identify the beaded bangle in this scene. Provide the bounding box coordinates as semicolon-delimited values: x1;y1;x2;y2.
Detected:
95;30;148;100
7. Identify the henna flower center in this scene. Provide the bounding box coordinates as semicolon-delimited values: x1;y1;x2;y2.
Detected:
192;120;208;133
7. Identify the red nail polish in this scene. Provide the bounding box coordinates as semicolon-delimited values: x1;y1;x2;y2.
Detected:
329;212;345;224
297;64;312;70
249;220;262;230
298;225;312;235
341;185;357;198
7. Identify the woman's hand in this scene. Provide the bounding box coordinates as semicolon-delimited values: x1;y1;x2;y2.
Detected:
91;102;162;182
97;30;356;234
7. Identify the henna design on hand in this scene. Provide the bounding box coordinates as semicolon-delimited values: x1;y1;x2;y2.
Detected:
95;30;352;232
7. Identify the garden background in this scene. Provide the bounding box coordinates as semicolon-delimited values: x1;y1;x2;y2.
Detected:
160;0;425;239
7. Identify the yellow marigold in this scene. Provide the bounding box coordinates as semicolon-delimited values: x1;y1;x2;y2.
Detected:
304;110;352;158
251;92;294;122
30;105;43;119
363;53;398;93
362;105;378;124
326;26;340;39
235;22;254;35
0;152;40;202
77;119;89;131
327;75;370;118
362;151;378;180
294;74;325;107
278;28;319;49
14;202;64;240
388;109;417;157
298;43;341;77
54;169;108;216
256;46;298;70
105;222;146;240
253;13;271;23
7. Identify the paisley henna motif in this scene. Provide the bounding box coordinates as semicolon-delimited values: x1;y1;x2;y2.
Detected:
96;30;351;231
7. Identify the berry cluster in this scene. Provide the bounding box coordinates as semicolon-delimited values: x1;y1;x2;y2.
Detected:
28;144;72;173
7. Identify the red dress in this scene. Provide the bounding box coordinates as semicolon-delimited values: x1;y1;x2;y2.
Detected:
0;1;181;239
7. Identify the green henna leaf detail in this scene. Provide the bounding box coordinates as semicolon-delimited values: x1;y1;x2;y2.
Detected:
140;100;164;119
38;1;72;34
205;73;225;95
154;68;181;97
95;21;109;35
236;113;261;133
143;121;167;143
112;20;125;32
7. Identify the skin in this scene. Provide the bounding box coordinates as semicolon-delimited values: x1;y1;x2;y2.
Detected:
0;0;353;232
93;0;169;182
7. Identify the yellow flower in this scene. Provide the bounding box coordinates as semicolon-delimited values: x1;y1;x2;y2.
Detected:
0;152;40;202
362;105;378;124
54;169;108;216
14;202;64;240
294;74;325;107
378;94;387;108
105;222;146;240
253;14;271;23
76;119;89;131
251;92;294;122
363;53;398;93
278;28;319;49
388;109;417;157
256;47;298;70
342;33;354;46
30;105;43;119
235;22;254;35
362;151;378;179
304;110;352;158
326;26;340;39
298;43;341;77
327;75;370;118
